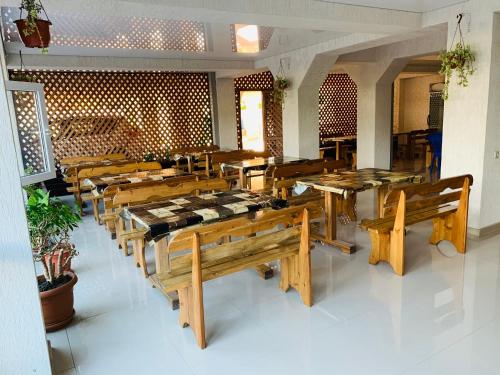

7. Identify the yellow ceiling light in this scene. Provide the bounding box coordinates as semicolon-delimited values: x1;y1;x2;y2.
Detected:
234;24;260;53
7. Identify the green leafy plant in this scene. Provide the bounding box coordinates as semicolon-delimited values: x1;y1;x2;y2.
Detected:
439;43;475;100
272;76;290;107
20;0;43;37
144;152;155;162
25;187;81;289
10;70;37;82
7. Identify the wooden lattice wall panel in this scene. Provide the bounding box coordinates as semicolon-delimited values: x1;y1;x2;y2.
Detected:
234;71;283;157
319;73;357;138
10;70;214;164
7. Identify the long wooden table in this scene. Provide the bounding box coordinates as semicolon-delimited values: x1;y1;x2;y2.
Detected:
221;156;308;188
297;168;423;254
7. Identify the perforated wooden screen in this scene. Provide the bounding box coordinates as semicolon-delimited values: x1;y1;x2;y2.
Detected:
234;71;283;157
9;70;214;164
319;73;357;139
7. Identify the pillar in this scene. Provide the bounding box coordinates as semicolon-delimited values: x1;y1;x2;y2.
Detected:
214;77;238;150
441;3;500;233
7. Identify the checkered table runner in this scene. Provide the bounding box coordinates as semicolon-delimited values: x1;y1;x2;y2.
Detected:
84;169;186;193
297;168;423;198
126;190;285;242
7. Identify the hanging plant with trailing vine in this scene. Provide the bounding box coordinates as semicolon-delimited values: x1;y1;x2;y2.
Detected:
272;59;291;108
439;14;475;100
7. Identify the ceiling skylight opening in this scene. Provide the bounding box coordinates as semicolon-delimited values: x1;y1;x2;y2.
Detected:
234;24;260;53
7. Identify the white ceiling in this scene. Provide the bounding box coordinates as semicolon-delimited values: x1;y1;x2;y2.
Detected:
316;0;464;12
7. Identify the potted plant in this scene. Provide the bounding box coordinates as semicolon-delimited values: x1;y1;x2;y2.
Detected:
273;76;290;107
144;151;155;162
25;187;81;331
15;0;52;51
160;147;176;168
439;43;475;100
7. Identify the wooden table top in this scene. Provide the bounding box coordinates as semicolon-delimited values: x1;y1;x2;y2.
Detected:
84;168;187;192
126;189;285;242
296;168;423;198
221;156;308;172
322;135;357;143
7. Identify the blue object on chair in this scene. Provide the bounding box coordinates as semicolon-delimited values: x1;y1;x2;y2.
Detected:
427;132;442;177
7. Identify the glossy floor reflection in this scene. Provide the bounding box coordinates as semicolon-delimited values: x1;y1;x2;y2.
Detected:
50;192;500;375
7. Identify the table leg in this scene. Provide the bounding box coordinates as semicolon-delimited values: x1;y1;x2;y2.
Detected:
154;237;169;274
312;191;355;254
336;141;341;160
239;169;247;189
187;156;193;174
377;185;389;218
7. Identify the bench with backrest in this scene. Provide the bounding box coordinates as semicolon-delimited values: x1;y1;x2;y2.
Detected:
60;153;127;167
153;203;319;348
76;161;162;218
111;178;230;277
100;175;199;234
360;174;473;276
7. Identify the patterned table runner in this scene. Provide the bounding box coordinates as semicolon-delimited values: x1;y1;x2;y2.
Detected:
126;190;285;242
297;168;422;198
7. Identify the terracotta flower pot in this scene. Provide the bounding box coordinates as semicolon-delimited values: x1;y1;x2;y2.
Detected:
44;250;72;272
38;271;77;332
14;19;52;48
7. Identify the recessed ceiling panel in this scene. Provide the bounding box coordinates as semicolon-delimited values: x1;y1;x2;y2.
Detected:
316;0;463;12
1;7;207;52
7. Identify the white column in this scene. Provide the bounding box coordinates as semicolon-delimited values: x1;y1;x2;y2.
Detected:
214;77;238;150
347;59;408;169
269;53;336;158
0;41;51;373
441;3;500;232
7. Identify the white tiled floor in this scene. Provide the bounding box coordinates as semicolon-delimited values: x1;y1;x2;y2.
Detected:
50;191;500;375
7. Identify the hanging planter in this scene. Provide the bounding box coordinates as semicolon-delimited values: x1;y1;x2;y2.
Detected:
10;51;37;82
14;0;52;51
272;75;290;107
439;14;475;100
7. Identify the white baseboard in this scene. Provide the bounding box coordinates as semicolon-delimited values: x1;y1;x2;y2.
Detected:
468;221;500;240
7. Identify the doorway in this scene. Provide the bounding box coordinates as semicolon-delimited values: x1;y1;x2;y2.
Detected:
239;90;265;151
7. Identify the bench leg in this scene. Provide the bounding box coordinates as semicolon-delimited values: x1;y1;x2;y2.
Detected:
91;199;100;223
430;214;466;253
117;217;128;256
368;230;405;276
133;237;148;278
178;236;207;349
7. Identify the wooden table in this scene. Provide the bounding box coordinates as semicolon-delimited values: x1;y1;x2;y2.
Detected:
321;135;357;160
221;156;308;188
297;168;423;254
172;147;228;173
126;189;285;307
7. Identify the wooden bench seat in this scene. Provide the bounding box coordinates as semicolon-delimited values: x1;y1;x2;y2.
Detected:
152;204;318;349
360;174;473;276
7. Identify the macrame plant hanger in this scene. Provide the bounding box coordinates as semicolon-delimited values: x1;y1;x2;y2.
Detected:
450;13;465;48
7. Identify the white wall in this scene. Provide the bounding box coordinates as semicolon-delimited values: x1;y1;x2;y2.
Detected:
441;0;500;230
0;42;52;373
215;78;238;150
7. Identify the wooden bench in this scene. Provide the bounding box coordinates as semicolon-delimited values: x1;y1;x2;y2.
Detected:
60;153;126;167
360;175;473;276
111;178;230;277
100;175;199;234
76;161;162;219
152;203;319;348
